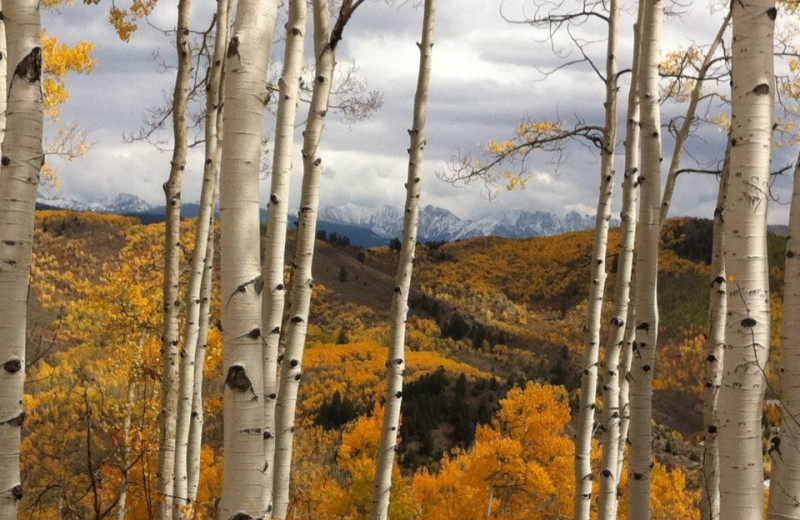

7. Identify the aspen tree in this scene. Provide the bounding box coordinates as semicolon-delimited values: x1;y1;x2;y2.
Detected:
658;15;730;223
186;2;230;505
187;213;216;504
261;0;307;509
596;18;640;518
717;0;774;515
702;147;728;520
0;2;42;517
218;0;279;516
271;1;365;518
157;0;193;517
768;152;800;520
370;1;436;518
172;0;228;514
627;0;663;514
572;0;619;514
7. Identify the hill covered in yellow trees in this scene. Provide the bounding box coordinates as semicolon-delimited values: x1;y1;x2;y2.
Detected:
22;209;761;519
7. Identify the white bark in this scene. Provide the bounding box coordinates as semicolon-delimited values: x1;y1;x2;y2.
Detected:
572;1;619;517
701;147;729;520
370;2;436;519
219;0;279;516
596;19;640;519
617;299;636;480
158;1;194;518
262;0;307;510
272;2;363;518
627;0;663;514
718;0;774;515
172;0;228;515
0;2;42;517
768;152;800;520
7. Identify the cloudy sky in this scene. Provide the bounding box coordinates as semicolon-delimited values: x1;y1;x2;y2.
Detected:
40;0;795;223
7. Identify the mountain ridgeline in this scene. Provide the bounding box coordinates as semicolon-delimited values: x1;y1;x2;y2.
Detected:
37;193;616;246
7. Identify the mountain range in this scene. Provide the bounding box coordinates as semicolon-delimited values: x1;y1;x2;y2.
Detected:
36;192;612;247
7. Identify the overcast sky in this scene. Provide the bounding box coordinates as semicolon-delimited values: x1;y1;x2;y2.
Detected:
40;0;796;223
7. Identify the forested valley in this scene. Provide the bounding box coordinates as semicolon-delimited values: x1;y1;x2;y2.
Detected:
1;0;798;519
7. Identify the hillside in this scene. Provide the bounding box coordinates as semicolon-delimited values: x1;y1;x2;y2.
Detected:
23;209;779;517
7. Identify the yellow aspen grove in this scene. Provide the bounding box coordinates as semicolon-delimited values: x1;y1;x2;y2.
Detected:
572;0;619;515
596;15;640;519
627;0;663;515
718;0;774;515
0;2;42;517
370;1;436;518
218;0;279;516
271;1;365;518
261;0;307;510
157;1;193;518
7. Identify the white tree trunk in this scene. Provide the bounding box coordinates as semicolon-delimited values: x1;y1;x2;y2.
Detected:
572;1;619;517
171;0;229;515
701;147;729;520
718;0;774;516
627;0;663;515
158;1;194;518
617;299;636;480
596;18;640;519
218;0;279;516
271;2;363;518
768;152;800;520
0;2;42;517
370;2;436;519
261;0;307;511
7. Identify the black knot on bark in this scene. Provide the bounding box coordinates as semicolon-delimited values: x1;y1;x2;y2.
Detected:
3;358;21;374
271;326;281;335
394;358;404;365
11;485;22;500
294;373;302;381
741;318;757;328
1;156;9;166
276;283;284;291
635;322;649;331
14;47;42;83
642;365;651;372
225;365;252;392
789;250;796;259
712;276;726;286
395;391;403;399
291;316;304;324
633;473;643;480
610;317;624;327
602;469;613;478
270;194;279;205
706;354;717;363
394;286;401;294
246;328;261;339
268;393;277;399
707;425;718;434
290;359;299;368
230;514;253;520
752;83;770;96
263;431;273;440
226;36;240;58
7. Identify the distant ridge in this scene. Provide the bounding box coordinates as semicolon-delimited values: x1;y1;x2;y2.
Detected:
36;193;612;247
